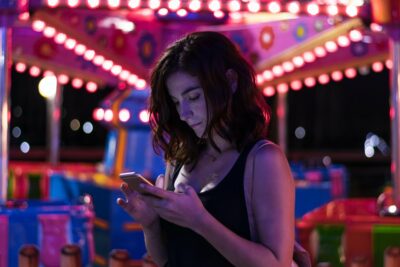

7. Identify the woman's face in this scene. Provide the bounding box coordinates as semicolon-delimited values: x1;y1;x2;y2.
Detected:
166;71;208;138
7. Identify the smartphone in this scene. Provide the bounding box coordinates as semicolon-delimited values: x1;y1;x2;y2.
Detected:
119;172;154;195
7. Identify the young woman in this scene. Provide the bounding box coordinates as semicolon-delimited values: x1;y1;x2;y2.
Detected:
117;31;309;267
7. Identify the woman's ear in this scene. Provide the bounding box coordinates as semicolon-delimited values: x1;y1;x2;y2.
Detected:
226;69;238;93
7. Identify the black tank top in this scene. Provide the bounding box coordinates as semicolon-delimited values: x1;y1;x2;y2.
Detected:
160;141;256;267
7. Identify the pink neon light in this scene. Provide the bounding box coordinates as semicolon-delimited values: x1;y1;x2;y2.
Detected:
277;83;289;94
306;3;319;16
293;56;304;67
111;65;123;76
43;70;55;77
93;55;105;66
47;0;59;7
139;110;150;123
128;0;140;9
345;5;358;17
104;109;113;121
228;0;241;12
304;77;316;87
43;27;56;38
128;74;138;85
54;33;67;44
18;12;30;21
108;0;120;8
247;1;260;13
318;74;330;84
74;44;87;55
72;78;84;88
272;65;284;77
263;86;275;97
331;71;343;81
87;0;100;8
208;0;221;11
349;30;362;42
15;63;27;73
93;108;104;121
326;5;338;16
344;68;357;79
229;12;242;20
119;70;130;80
158;8;169;15
213;10;224;18
189;0;201;11
290;80;302;91
262;70;274;81
119;109;131;122
177;9;187;16
65;38;77;50
268;1;281;13
303;51;315;63
287;1;300;14
314;46;326;57
337;35;350;47
84;50;95;61
148;0;161;9
325;41;338;53
102;60;113;71
32;20;46;32
136;79;147;89
58;74;69;85
256;74;264;85
29;66;41;77
282;61;294;72
86;82;98;93
386;60;393;69
67;0;79;8
168;0;181;11
372;62;384;72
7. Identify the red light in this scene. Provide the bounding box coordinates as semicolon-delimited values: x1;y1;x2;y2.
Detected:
303;51;315;63
247;1;260;13
93;108;105;121
344;68;357;79
277;83;289;94
337;35;350;47
208;0;221;11
168;0;181;11
73;44;85;56
287;1;300;14
372;62;384;72
58;74;69;84
18;12;30;21
306;3;319;16
15;63;27;73
290;80;302;91
128;74;138;85
72;78;84;88
326;5;338;16
119;109;131;122
128;0;140;8
67;0;80;8
262;70;274;81
229;12;242;21
268;1;281;13
111;65;122;76
139;110;150;123
43;70;54;77
386;60;393;69
86;82;98;93
304;77;316;87
325;41;338;53
158;8;169;15
29;66;41;77
148;0;161;9
104;109;113;122
318;74;330;84
228;0;241;12
32;20;46;32
102;60;113;71
54;33;67;44
256;74;264;85
188;0;201;11
136;79;147;89
108;0;120;8
213;10;224;18
293;56;304;67
87;0;100;8
331;71;343;82
119;70;130;80
370;23;383;32
263;86;275;97
314;46;326;57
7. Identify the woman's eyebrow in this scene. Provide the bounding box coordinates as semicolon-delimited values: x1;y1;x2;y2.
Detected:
181;86;201;96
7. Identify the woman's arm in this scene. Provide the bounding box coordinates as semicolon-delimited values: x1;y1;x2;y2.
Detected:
193;143;295;267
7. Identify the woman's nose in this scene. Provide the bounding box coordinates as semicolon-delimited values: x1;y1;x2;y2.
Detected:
179;102;192;121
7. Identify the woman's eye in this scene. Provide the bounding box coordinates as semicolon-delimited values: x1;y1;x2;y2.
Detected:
188;94;200;101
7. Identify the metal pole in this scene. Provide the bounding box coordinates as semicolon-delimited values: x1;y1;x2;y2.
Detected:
277;91;287;154
47;84;63;166
389;32;400;205
0;24;10;204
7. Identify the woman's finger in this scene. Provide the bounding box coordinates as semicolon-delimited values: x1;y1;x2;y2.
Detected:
140;184;172;199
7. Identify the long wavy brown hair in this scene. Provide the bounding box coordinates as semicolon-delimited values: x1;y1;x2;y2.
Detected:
149;31;271;165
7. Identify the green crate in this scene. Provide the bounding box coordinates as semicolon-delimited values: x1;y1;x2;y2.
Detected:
372;224;400;267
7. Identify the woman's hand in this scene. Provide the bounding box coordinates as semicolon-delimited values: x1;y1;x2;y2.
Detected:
140;183;208;231
117;175;164;229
